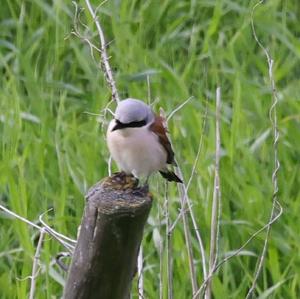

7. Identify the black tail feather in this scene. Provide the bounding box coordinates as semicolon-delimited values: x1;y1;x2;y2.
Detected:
159;171;183;183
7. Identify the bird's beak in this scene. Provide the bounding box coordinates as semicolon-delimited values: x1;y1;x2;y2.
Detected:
111;121;123;131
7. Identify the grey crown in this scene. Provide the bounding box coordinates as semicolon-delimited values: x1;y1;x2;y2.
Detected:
115;98;154;124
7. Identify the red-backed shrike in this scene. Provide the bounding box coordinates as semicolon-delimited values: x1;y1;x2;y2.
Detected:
107;98;182;183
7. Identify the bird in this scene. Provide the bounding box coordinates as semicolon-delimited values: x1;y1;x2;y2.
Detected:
106;98;182;184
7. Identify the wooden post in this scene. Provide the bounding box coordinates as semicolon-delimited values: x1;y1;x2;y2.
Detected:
63;172;152;299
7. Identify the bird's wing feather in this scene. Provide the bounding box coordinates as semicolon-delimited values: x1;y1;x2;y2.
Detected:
149;115;175;165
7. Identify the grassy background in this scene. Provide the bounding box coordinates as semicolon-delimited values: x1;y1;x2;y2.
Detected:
0;0;299;298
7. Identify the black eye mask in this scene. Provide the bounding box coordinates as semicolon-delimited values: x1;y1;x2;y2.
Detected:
112;119;147;131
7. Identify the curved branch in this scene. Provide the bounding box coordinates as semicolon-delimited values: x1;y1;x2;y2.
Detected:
85;0;120;103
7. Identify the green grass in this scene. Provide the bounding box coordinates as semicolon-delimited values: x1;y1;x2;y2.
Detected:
0;0;299;298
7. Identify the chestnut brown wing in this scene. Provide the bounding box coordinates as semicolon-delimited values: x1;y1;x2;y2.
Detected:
149;115;175;165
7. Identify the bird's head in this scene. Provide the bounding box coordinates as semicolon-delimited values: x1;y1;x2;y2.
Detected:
112;98;154;131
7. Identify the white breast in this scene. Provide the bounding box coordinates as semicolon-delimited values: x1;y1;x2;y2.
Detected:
106;120;167;178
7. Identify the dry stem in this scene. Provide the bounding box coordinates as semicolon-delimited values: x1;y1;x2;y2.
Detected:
164;182;173;299
193;2;283;296
246;1;282;297
29;229;46;299
204;87;221;299
192;203;283;298
84;0;120;102
161;107;199;296
169;96;209;281
0;204;75;252
137;246;144;299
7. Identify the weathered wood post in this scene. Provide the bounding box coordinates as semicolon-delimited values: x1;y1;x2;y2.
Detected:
63;172;152;299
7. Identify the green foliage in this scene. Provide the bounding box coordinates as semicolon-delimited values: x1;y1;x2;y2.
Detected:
0;0;299;298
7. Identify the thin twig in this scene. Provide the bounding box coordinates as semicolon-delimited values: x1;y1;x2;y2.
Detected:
137;246;144;299
150;97;160;107
0;204;75;252
164;182;173;299
84;0;120;102
0;204;41;230
29;229;46;299
39;210;77;247
77;5;91;32
158;202;164;299
167;96;194;122
160;107;199;296
69;2;101;68
176;165;208;283
194;2;283;296
192;202;283;298
98;99;115;137
194;2;283;297
147;75;151;105
163;94;209;289
94;0;109;17
205;87;222;299
169;95;209;281
246;1;282;297
176;179;199;295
